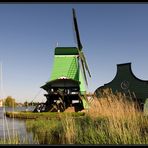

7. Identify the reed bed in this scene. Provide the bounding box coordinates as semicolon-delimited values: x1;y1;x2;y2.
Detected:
0;89;147;144
25;89;148;144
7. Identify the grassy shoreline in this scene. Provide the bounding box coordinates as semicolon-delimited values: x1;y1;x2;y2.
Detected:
1;90;148;144
25;91;148;144
5;111;85;119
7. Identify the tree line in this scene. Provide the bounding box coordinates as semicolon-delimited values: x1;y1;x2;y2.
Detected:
1;96;39;107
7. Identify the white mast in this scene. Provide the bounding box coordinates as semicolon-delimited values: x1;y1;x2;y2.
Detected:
0;62;11;143
0;62;6;143
0;63;3;99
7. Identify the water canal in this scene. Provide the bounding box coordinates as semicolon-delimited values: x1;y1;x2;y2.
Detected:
0;106;35;142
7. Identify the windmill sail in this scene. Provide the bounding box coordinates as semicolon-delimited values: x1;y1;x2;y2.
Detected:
72;8;83;50
72;8;91;85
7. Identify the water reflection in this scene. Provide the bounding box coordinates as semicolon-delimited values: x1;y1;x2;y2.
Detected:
0;106;35;142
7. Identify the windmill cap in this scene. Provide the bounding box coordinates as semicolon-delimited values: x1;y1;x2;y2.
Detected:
55;47;79;55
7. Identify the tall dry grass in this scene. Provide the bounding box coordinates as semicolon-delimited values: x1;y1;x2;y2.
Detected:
19;89;148;144
42;89;148;144
88;89;141;119
86;89;148;144
60;114;76;144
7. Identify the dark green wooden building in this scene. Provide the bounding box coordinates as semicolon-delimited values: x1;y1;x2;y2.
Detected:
94;63;148;111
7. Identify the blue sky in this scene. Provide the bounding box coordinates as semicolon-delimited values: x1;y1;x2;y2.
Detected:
0;3;148;103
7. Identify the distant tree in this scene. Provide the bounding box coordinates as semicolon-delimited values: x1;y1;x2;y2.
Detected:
23;100;39;107
4;96;16;107
28;102;33;106
31;102;39;106
23;101;37;106
24;101;28;107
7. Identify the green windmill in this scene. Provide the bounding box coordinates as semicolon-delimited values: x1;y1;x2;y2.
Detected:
34;9;91;112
